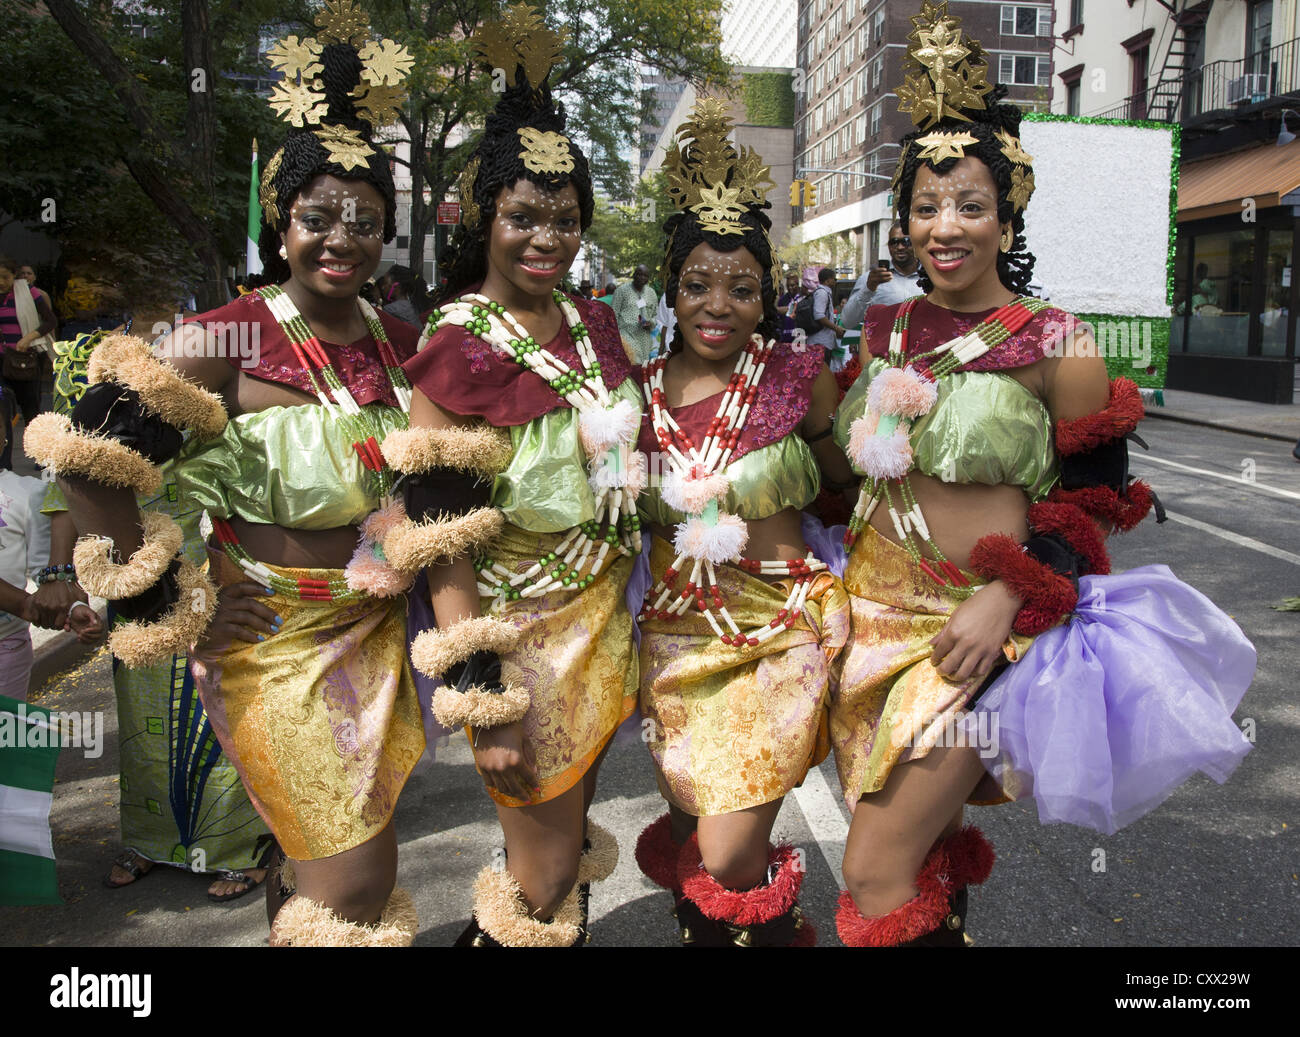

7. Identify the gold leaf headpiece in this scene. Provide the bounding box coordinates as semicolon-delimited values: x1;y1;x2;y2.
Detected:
472;3;567;92
663;99;774;237
459;156;482;229
259;147;285;226
517;128;575;175
914;130;979;163
895;1;993;129
264;0;412;159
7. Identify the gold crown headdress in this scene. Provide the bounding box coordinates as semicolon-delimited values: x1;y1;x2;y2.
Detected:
261;0;412;209
895;1;992;130
663;99;775;237
470;4;573;181
893;2;1035;210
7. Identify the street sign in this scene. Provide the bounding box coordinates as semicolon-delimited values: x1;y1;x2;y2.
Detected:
436;202;461;225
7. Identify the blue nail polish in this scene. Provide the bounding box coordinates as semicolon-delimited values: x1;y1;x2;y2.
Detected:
257;634;266;642
274;615;283;625
264;586;275;595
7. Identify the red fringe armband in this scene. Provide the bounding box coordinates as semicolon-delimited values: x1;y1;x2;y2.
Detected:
1048;480;1154;532
969;533;1078;636
1026;501;1111;575
1055;377;1145;455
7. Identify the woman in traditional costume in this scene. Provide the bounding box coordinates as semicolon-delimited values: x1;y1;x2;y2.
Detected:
830;2;1254;947
629;100;857;946
32;7;427;946
389;6;635;947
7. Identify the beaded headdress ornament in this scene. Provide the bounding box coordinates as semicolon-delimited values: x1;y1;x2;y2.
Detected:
893;1;1035;209
259;0;413;220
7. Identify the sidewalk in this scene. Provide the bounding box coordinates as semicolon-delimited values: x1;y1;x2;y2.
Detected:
1146;387;1300;443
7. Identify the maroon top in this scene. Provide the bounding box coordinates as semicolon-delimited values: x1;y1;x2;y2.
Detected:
403;291;632;427
183;291;418;407
636;338;824;465
863;297;1078;374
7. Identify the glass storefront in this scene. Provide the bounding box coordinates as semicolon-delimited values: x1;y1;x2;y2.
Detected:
1183;228;1254;356
1260;226;1292;356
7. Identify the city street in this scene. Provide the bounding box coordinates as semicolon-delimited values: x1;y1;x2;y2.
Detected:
2;412;1296;948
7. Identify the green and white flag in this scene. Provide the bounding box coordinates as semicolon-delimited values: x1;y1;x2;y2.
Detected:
0;695;62;905
247;138;263;277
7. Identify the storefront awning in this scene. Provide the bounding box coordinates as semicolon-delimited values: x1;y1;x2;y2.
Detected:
1177;139;1300;222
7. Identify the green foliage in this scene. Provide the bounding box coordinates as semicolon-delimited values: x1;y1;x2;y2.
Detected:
584;173;672;277
2;0;292;306
740;72;795;128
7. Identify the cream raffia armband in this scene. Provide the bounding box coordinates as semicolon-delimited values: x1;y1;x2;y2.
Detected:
412;616;529;729
108;557;219;668
24;334;227;494
379;423;513;481
87;334;228;439
73;512;184;600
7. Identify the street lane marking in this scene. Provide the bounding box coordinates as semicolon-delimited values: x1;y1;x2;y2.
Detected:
1133;454;1300;502
1163;509;1300;566
791;765;849;886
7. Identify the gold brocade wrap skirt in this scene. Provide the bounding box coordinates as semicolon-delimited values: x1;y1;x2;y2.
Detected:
192;553;425;861
831;526;1032;810
474;523;638;808
638;535;850;816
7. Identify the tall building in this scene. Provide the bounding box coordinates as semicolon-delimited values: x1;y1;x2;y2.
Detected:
1054;0;1299;403
639;72;690;177
722;0;798;67
791;0;1054;269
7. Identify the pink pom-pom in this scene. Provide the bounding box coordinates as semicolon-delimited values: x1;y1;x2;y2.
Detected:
344;542;415;598
625;451;648;498
662;468;730;515
673;512;748;564
867;367;937;419
359;500;408;543
847;412;880;469
856;425;914;480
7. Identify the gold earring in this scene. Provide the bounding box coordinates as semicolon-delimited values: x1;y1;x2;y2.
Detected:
278;244;288;260
1000;227;1014;253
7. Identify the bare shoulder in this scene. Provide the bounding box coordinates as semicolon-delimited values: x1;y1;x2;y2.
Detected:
151;322;236;397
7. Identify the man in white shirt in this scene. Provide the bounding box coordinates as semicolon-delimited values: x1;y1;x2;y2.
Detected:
840;222;923;331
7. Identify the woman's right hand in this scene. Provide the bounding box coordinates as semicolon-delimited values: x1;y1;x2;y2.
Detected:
472;720;539;802
192;581;280;662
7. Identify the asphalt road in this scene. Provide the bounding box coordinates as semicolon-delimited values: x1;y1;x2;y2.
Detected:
2;416;1296;948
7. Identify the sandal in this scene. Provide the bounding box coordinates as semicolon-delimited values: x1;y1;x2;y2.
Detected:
206;868;268;904
102;849;154;889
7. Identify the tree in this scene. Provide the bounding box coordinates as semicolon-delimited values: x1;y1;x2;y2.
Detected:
584;173;672;279
19;0;299;309
371;0;730;279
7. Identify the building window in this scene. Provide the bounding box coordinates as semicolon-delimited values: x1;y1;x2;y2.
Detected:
871;100;881;135
843;81;853;107
999;54;1051;87
1070;0;1084;27
873;55;883;89
1000;5;1051;37
846;34;855;65
1066;80;1080;115
874;9;885;44
857;113;867;140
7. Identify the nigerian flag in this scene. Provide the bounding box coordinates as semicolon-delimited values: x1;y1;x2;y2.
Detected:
0;695;62;905
247;138;263;277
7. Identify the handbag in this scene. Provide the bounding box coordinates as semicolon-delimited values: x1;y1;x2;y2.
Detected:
3;347;40;382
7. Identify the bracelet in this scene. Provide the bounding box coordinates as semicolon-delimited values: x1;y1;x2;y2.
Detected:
37;564;77;585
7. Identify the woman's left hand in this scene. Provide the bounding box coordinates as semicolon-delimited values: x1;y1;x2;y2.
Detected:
929;579;1022;682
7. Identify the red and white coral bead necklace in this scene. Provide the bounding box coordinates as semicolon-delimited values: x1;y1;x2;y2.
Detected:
639;334;827;648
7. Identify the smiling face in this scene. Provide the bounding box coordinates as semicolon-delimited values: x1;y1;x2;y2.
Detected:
281;175;385;298
887;226;915;270
674;243;764;364
907;157;1009;307
481;180;581;308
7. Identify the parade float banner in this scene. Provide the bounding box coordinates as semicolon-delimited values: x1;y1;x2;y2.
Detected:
1021;113;1179;392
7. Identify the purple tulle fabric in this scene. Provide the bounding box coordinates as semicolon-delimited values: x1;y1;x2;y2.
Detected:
801;512;848;578
964;566;1255;834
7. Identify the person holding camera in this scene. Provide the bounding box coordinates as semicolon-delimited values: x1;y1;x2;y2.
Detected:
840;223;923;332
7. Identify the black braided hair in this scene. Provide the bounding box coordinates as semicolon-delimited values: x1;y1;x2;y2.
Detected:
660;206;779;352
894;84;1037;295
257;42;398;283
437;71;594;303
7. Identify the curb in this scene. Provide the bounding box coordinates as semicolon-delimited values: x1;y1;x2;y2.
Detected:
1145;410;1298;444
